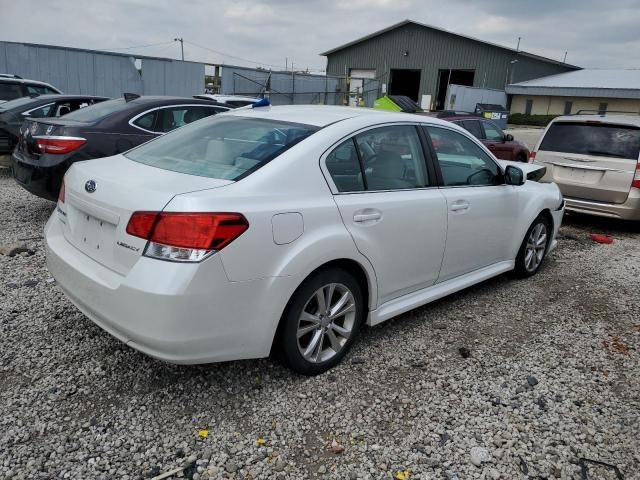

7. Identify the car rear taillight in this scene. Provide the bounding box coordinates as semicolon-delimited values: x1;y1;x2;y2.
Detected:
529;151;537;163
632;161;640;189
58;180;65;204
34;136;87;154
126;212;249;262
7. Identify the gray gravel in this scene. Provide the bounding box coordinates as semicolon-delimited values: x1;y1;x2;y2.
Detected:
1;166;639;480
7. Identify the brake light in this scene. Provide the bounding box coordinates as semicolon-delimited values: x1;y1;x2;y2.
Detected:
34;136;86;154
632;161;640;189
126;212;249;262
58;180;65;203
529;151;537;163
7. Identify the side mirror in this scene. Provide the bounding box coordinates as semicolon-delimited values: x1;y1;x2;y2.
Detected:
505;165;525;186
504;133;514;142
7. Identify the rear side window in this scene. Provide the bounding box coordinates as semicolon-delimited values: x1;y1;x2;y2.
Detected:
0;83;24;101
62;98;129;122
326;139;364;192
26;85;58;95
26;104;55;118
155;106;222;133
125;116;318;180
539;122;640;160
132;110;158;131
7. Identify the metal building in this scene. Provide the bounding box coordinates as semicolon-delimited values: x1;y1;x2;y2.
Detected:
321;20;579;111
0;41;205;98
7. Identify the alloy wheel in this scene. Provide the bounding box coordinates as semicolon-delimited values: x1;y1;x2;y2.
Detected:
296;283;356;363
524;222;547;272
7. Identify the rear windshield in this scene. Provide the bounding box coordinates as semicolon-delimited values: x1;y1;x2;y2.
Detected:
0;96;38;112
125;115;319;180
539;122;640;159
61;98;129;122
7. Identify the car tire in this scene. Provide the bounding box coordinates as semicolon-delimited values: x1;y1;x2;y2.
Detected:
516;152;528;163
514;214;551;278
280;267;364;375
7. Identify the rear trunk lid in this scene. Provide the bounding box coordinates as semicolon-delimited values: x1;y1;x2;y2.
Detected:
535;120;640;203
15;117;90;160
59;154;233;275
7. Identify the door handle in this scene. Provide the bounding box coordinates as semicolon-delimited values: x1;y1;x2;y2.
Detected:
450;201;470;212
353;211;382;223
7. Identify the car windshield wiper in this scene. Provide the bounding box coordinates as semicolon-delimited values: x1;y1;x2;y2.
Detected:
586;150;625;158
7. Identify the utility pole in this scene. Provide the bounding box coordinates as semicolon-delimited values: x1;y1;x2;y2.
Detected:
563;51;568;63
174;37;184;61
516;37;521;51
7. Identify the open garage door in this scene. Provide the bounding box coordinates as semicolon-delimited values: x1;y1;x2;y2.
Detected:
389;69;421;103
435;69;474;110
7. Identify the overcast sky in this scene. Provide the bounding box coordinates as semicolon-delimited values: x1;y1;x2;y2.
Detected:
4;0;640;72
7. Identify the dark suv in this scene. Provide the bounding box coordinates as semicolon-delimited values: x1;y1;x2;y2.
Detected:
446;116;529;162
0;74;61;101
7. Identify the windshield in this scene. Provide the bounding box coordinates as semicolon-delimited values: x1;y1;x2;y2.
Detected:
125;115;319;180
540;122;640;160
61;98;130;122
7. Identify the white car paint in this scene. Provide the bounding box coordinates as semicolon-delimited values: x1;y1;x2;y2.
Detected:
45;105;564;366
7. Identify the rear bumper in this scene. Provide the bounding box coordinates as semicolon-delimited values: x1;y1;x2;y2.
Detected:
45;213;297;364
564;190;640;221
11;151;67;201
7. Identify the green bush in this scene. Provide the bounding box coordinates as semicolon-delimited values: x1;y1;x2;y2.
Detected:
508;113;558;127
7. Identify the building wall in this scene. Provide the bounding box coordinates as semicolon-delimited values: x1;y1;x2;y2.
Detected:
325;23;574;106
510;95;640;115
0;41;205;97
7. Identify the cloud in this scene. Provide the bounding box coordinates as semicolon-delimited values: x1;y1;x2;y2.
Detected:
2;0;639;73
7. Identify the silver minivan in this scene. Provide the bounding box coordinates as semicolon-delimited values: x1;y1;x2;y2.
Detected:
531;114;640;220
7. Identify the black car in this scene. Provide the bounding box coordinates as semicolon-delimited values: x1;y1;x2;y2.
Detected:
12;95;229;200
0;74;62;101
0;94;108;165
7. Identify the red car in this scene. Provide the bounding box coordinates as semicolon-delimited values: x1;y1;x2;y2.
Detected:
445;116;529;162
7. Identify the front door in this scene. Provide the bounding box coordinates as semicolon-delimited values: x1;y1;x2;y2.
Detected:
424;125;519;282
324;124;447;305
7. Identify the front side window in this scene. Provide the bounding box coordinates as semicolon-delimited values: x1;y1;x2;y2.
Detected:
126;116;318;180
426;126;501;187
460;120;483;138
482;121;504;141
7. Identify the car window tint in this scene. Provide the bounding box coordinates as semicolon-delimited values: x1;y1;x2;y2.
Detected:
156;106;220;133
62;98;129;122
461;120;483;138
326;139;364;192
483;121;504;141
0;83;24;101
26;85;52;95
126;116;318;180
132;110;157;131
426;126;501;187
539;122;640;160
354;125;428;191
26;104;54;118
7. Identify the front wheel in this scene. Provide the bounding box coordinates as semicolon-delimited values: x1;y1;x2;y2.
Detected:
280;268;364;375
514;215;551;277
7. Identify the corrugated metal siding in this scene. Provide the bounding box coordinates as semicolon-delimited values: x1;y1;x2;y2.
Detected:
326;23;574;100
0;41;204;97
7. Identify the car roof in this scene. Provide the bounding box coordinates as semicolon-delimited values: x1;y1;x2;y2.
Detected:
551;114;640;128
227;104;453;128
128;96;227;106
195;94;259;102
444;115;484;122
0;76;58;88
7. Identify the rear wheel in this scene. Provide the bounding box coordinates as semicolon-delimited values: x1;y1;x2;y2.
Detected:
516;152;528;163
514;215;551;277
280;268;364;375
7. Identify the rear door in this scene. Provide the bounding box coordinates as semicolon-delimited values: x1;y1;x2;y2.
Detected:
325;124;447;305
536;120;640;203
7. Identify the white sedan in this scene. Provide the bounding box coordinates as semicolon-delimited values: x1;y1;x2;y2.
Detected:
45;105;564;374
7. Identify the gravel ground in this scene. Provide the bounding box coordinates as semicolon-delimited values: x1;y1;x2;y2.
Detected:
1;167;639;480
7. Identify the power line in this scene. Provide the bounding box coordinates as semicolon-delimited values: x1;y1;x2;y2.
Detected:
99;41;175;51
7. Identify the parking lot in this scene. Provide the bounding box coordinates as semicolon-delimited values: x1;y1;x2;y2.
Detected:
1;157;639;480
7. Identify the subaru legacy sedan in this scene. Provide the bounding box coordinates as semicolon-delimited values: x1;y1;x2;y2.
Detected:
45;105;564;375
